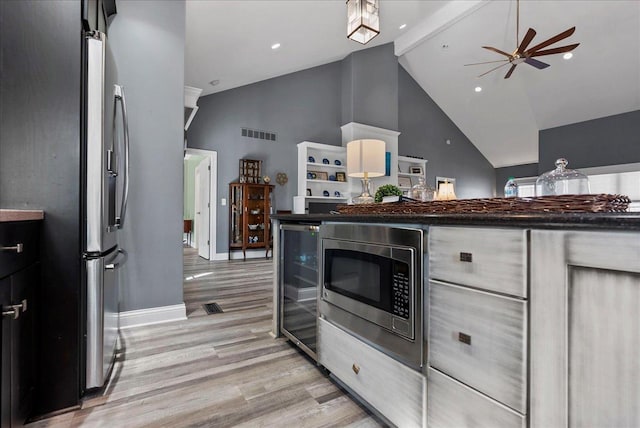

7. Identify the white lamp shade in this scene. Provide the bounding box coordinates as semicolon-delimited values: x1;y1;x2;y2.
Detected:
346;139;386;178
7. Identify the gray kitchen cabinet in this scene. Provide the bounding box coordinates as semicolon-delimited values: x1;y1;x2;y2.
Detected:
429;226;528;298
428;226;529;428
427;367;525;428
317;318;425;428
429;280;527;414
531;230;640;428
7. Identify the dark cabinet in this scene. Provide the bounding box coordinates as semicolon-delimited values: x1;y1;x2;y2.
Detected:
279;223;320;360
1;222;39;427
228;183;274;260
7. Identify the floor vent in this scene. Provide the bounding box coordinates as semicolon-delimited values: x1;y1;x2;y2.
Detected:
203;302;224;315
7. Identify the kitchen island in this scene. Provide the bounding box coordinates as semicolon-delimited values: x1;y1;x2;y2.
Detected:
272;211;640;428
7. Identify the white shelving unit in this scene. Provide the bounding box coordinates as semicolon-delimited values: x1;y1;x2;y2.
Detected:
297;142;351;204
397;156;428;195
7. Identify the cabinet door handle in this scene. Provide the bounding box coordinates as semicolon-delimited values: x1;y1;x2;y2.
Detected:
2;307;19;320
352;363;360;375
1;243;23;253
2;300;27;320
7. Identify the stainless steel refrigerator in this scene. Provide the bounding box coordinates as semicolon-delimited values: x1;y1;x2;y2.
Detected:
83;30;129;391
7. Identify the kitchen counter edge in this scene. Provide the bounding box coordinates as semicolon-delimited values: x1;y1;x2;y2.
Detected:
0;209;45;223
271;212;640;230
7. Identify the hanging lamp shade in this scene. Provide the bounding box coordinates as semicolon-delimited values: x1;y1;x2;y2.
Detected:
347;0;380;45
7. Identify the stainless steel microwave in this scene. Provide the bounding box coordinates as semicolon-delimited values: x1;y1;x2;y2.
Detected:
320;223;426;369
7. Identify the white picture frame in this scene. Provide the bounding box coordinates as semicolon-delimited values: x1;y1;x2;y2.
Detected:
398;177;412;188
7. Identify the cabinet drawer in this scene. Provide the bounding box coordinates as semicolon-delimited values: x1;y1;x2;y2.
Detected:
429;281;527;413
0;222;40;279
427;368;526;428
317;318;424;428
429;227;527;297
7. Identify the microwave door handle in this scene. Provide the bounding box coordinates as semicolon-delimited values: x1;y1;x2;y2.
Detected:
114;84;130;228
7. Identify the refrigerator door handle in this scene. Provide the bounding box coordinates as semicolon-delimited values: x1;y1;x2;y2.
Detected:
105;248;127;270
114;84;130;229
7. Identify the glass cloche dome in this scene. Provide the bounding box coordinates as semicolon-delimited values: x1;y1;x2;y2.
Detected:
535;158;590;196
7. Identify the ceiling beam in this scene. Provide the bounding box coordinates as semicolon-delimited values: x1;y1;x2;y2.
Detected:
394;0;491;57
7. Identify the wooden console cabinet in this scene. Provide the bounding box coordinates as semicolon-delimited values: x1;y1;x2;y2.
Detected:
228;183;274;260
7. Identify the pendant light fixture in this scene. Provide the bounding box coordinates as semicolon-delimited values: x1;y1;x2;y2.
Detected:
347;0;380;45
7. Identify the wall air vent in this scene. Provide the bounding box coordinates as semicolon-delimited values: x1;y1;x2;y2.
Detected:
241;127;277;141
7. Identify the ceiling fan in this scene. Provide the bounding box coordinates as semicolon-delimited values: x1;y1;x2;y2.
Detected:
466;0;580;79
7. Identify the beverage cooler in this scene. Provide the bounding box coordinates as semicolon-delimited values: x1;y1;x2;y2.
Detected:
279;223;320;360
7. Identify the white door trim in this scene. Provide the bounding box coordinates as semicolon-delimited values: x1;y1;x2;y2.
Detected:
185;148;217;261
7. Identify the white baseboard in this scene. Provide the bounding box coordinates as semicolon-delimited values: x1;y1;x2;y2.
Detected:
119;303;187;329
215;249;272;261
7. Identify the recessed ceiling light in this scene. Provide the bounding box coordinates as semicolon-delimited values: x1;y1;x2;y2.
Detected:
475;86;482;93
563;52;573;60
209;79;220;86
271;43;281;50
399;24;407;30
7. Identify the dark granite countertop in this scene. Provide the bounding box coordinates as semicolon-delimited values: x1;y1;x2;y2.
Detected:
0;209;45;223
272;212;640;230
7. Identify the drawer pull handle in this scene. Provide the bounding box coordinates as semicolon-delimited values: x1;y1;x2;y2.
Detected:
2;308;18;319
352;363;360;375
2;300;27;320
458;332;472;345
1;243;23;253
459;252;472;262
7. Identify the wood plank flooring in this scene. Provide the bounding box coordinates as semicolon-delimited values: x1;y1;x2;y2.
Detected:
30;249;383;427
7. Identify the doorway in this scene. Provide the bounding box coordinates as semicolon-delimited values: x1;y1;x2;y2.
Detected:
184;149;217;260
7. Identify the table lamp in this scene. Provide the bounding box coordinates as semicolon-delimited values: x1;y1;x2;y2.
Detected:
435;180;457;201
347;139;386;204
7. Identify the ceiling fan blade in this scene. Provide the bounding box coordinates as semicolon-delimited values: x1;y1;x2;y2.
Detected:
525;57;550;69
526;26;576;54
477;62;511;78
464;59;510;66
504;64;517;79
518;28;537;53
482;46;512;58
529;43;580;57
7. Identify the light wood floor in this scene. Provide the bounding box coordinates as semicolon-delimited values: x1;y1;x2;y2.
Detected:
30;249;383;427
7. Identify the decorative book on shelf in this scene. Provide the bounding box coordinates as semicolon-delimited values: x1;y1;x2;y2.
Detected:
338;194;631;215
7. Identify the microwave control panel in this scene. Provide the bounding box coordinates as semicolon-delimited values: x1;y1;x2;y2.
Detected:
392;262;410;319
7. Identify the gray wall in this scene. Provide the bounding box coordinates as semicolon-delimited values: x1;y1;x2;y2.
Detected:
341;43;399;131
398;66;495;198
494;110;640;193
539;110;640;172
109;1;185;311
495;163;539;197
187;62;343;254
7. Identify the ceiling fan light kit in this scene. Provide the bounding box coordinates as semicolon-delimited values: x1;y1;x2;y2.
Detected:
466;0;580;79
346;0;380;45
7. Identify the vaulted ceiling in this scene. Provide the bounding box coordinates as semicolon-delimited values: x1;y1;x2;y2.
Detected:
186;0;640;168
